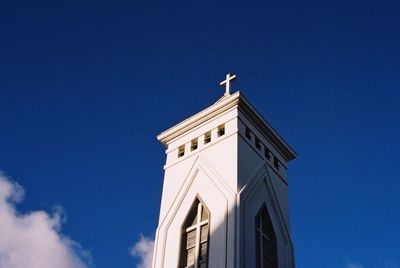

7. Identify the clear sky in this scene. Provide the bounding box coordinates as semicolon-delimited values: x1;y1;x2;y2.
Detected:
1;1;399;268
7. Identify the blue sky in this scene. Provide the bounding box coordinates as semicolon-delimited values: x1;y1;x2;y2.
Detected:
1;1;399;267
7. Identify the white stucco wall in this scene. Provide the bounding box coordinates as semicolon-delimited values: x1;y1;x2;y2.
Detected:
153;92;295;268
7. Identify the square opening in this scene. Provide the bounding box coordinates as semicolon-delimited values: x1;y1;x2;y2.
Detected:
217;124;225;137
191;138;198;151
204;131;211;144
264;146;271;160
245;127;251;140
255;137;261;150
178;145;185;158
274;156;280;170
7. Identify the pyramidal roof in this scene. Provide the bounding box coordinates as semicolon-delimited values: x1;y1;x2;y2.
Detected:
157;91;296;161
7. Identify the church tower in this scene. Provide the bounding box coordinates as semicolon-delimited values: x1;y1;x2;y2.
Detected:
152;74;296;268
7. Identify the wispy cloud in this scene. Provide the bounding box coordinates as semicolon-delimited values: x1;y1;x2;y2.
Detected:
0;172;91;268
346;261;399;268
347;263;364;268
130;234;154;268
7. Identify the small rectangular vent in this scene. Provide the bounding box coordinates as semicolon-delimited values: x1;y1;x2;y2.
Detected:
178;145;185;158
217;124;225;137
191;139;198;151
255;137;261;150
245;127;251;140
204;131;211;144
274;156;280;170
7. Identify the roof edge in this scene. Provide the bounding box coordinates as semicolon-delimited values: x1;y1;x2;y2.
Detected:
157;91;241;144
157;91;297;161
238;93;297;161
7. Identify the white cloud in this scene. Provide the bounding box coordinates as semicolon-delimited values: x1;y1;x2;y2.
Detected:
0;172;91;268
130;234;154;268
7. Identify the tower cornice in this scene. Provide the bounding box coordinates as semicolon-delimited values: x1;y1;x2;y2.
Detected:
157;91;296;161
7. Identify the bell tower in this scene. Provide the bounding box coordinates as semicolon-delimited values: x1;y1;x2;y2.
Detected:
152;74;296;268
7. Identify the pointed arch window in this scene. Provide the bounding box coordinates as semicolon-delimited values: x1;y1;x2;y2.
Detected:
255;204;277;268
180;199;210;268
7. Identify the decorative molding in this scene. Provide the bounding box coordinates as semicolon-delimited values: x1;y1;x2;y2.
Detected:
153;154;235;268
239;164;294;268
157;91;296;161
157;92;240;145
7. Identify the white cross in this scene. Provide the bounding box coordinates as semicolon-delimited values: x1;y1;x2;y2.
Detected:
219;73;237;96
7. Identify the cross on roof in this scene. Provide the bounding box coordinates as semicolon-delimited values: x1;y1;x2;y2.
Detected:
220;73;237;96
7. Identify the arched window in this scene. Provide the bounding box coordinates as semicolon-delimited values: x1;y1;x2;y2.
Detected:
255;204;277;268
180;198;210;268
